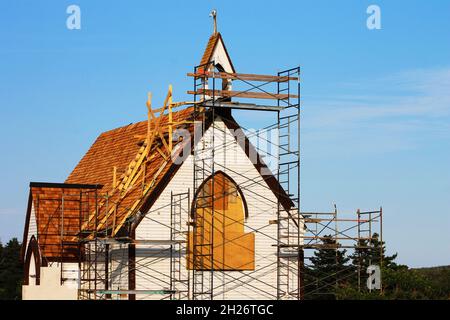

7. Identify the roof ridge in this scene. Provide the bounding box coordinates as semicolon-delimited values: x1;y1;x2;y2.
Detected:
199;32;220;67
98;120;147;137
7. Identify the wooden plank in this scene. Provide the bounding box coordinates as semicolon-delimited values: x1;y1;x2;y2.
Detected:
94;145;149;231
158;131;170;156
187;72;298;82
187;89;298;100
121;145;148;191
202;101;285;112
156;146;168;161
112;159;170;236
145;85;172;153
146;92;152;154
112;166;117;188
168;85;173;153
96;290;175;295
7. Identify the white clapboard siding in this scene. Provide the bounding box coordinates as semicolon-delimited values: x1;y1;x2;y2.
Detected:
24;203;38;256
61;262;79;287
109;244;129;299
136;118;290;300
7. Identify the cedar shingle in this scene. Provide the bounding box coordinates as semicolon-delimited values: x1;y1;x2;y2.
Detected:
30;107;197;260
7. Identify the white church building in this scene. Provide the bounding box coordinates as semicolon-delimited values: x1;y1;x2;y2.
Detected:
21;20;303;300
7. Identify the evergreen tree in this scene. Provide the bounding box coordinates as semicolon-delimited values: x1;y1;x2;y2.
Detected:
305;235;351;299
0;238;23;300
348;233;399;292
0;240;3;298
352;233;397;269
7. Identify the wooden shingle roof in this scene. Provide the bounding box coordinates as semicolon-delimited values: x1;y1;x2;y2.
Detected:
24;183;101;261
66;107;197;237
23;107;198;261
199;32;235;72
23;108;294;261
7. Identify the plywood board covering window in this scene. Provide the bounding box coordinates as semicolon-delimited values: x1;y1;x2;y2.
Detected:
188;171;255;270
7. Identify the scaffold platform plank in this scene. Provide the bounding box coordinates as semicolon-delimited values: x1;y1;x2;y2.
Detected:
94;290;176;295
202;101;285;111
187;71;298;82
94;238;186;245
187;89;298;100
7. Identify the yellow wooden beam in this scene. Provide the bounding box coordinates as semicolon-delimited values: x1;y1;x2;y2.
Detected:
82;85;197;237
168;84;173;153
96;163;147;231
113;166;117;188
146;92;152;152
156;146;168;161
112;159;170;236
158;131;170;156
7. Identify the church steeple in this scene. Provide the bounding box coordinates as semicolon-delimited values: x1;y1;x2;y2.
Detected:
199;10;235;74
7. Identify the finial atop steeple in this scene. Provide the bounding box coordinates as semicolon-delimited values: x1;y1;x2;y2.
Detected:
210;9;217;34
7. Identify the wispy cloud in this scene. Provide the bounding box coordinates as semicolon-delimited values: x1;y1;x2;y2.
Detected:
303;67;450;153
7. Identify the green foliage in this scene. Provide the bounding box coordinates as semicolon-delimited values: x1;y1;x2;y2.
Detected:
335;265;437;300
0;234;447;300
350;233;398;271
304;235;352;299
411;266;450;299
381;265;434;299
306;233;449;300
0;238;23;300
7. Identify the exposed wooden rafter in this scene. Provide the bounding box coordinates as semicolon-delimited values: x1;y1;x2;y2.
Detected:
79;85;199;238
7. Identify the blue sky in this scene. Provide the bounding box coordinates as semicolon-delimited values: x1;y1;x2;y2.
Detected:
0;0;449;267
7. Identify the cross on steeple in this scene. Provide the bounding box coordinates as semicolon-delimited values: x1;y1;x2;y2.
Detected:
210;9;217;34
198;10;235;74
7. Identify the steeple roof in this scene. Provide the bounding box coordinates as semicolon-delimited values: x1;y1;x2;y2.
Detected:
199;32;235;73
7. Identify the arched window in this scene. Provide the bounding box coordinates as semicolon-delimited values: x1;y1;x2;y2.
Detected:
23;236;41;285
188;171;254;270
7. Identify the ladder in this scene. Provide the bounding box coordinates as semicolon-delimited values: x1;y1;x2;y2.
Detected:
191;61;216;300
276;67;301;300
170;191;190;300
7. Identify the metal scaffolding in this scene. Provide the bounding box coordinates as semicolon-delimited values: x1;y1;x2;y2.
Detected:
187;63;302;300
300;207;383;298
276;67;301;300
37;64;384;301
170;191;190;300
191;61;216;300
